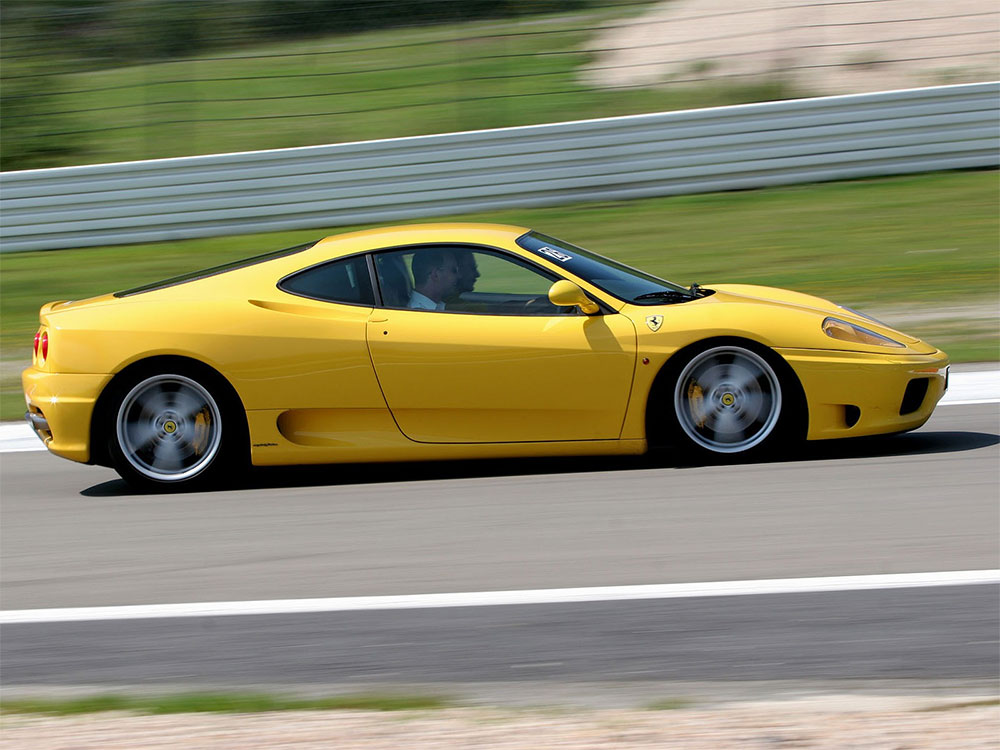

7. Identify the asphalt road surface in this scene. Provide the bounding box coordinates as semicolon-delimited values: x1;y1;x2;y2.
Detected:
1;403;997;695
3;587;997;690
2;405;997;609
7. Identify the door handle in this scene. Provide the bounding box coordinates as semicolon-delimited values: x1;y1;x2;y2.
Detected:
369;315;389;323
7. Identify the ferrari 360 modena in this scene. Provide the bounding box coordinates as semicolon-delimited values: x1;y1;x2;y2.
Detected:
23;223;949;489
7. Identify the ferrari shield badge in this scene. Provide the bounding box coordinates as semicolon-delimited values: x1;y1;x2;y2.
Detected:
646;315;663;332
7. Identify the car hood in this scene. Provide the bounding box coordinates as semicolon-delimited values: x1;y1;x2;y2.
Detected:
704;283;920;344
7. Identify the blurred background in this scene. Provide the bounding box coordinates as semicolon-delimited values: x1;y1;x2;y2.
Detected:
1;4;998;742
1;1;997;415
2;0;996;169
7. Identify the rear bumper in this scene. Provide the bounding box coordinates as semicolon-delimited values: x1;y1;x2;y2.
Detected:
21;368;111;463
777;348;950;440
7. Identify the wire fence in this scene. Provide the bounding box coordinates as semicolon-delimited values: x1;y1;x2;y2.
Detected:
2;0;997;169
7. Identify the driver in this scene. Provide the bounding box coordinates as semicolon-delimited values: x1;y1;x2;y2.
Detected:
409;249;459;310
444;252;485;311
455;252;480;296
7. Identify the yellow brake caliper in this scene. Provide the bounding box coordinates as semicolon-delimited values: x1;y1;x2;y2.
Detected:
191;411;209;455
687;381;706;427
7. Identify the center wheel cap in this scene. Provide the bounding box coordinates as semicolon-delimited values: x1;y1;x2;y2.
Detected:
720;392;736;406
163;420;178;434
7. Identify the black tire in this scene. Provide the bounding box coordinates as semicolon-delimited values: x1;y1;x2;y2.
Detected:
107;369;237;491
661;343;801;461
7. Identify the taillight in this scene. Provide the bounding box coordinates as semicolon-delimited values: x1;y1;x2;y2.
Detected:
40;331;48;361
33;332;40;357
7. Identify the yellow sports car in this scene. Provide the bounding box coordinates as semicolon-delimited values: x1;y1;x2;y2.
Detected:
23;223;949;489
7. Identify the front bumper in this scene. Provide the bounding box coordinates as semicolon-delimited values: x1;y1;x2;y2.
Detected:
21;368;112;463
777;348;950;440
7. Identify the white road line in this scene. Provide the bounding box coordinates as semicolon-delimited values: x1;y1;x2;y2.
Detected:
942;370;1000;405
0;425;47;453
1;370;997;455
2;570;997;625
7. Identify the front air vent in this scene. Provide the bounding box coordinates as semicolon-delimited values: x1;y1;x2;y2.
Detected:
844;405;861;428
900;378;930;415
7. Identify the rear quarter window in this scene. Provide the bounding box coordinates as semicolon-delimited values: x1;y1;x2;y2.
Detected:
278;255;375;306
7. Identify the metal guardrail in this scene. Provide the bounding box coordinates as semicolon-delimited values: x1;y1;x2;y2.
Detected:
1;82;997;253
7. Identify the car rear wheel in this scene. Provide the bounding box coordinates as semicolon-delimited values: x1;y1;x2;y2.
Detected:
671;345;784;457
109;372;227;490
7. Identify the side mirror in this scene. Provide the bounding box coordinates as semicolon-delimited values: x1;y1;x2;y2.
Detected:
548;280;600;315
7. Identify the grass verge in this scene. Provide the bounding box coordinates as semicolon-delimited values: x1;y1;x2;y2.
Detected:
645;698;693;710
0;692;454;716
2;170;997;420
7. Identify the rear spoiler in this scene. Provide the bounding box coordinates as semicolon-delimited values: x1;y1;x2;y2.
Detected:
38;300;71;321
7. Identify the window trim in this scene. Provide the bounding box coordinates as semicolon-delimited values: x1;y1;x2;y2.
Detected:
368;242;612;317
276;249;377;308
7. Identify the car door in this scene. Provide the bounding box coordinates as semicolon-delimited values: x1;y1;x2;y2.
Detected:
366;245;637;443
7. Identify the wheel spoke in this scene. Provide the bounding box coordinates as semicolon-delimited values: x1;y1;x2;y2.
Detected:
172;389;208;423
711;408;743;439
152;438;183;469
727;364;760;393
126;420;160;451
137;384;170;416
718;361;733;386
700;364;726;390
739;390;765;421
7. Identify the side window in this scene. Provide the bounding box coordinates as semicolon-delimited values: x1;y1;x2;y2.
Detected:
279;255;374;306
373;245;578;316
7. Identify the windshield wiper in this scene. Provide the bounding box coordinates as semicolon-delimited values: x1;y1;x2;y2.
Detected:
633;289;694;302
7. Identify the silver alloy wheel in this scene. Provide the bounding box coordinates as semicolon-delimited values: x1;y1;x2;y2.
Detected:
115;374;223;482
673;346;782;453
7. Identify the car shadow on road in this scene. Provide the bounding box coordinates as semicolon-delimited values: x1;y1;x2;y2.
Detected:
79;429;998;496
791;429;998;462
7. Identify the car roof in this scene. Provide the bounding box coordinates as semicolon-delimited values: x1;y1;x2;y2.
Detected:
111;224;534;301
306;223;531;259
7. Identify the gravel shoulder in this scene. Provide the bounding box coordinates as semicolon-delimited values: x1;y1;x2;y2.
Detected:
3;696;998;750
583;0;998;94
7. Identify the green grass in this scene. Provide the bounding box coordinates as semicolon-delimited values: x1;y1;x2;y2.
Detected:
645;698;693;710
0;692;454;716
2;170;997;420
26;5;798;167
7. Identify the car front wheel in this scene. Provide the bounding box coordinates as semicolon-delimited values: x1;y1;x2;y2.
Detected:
109;372;228;490
671;344;785;457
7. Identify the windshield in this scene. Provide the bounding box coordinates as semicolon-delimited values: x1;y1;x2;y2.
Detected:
516;231;689;305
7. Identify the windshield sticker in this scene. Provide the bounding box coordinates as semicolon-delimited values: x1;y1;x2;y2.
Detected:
537;246;573;262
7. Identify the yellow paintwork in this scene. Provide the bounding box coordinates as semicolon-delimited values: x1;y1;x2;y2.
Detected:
366;309;635;443
22;370;112;462
22;222;949;468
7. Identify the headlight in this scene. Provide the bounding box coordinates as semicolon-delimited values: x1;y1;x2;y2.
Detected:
822;317;904;348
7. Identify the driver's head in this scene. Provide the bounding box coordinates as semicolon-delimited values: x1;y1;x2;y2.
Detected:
455;252;480;295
